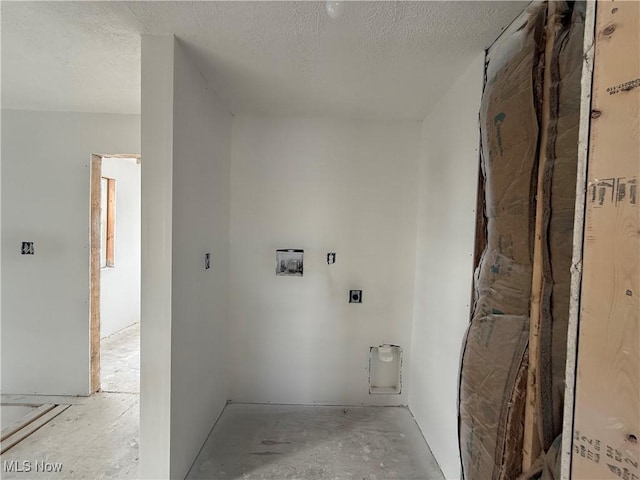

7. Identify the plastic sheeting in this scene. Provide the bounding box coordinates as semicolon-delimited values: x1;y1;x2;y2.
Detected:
460;5;546;479
459;1;583;478
546;2;585;442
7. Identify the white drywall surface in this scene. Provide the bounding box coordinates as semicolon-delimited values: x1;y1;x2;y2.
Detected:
140;35;173;480
229;116;420;406
100;157;141;338
1;110;140;396
408;53;485;480
169;39;232;479
139;36;232;480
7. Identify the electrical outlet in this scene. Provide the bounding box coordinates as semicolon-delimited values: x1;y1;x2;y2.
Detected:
349;290;362;304
21;242;34;255
205;253;211;270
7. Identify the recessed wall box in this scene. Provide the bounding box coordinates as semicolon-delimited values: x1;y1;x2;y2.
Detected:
369;345;402;394
276;249;304;276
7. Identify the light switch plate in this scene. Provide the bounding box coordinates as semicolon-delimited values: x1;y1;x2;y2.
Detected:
21;242;34;255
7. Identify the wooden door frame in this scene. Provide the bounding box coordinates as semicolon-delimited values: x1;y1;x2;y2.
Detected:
89;153;141;394
90;154;103;393
559;1;596;476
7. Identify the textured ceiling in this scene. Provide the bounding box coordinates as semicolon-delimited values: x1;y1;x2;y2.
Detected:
1;2;143;115
1;1;526;120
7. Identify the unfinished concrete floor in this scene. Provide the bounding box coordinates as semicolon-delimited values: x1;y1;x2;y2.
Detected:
1;405;40;431
0;324;140;479
4;328;445;480
101;322;140;393
1;394;138;479
187;403;445;480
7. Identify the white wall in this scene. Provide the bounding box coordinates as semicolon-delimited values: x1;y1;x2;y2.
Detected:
169;39;231;479
139;35;232;480
100;157;141;338
229;116;420;406
408;53;485;480
140;35;174;480
1;110;140;395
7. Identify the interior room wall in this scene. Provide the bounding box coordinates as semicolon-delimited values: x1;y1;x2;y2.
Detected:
139;35;232;480
140;35;174;480
100;157;141;338
408;53;485;480
169;39;232;479
228;115;421;406
1;109;140;396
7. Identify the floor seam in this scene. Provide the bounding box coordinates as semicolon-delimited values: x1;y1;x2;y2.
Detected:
100;390;140;395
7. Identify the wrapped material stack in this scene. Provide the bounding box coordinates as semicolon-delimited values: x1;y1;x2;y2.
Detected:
458;2;584;478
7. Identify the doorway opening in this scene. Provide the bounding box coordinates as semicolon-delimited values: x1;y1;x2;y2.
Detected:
90;154;141;394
